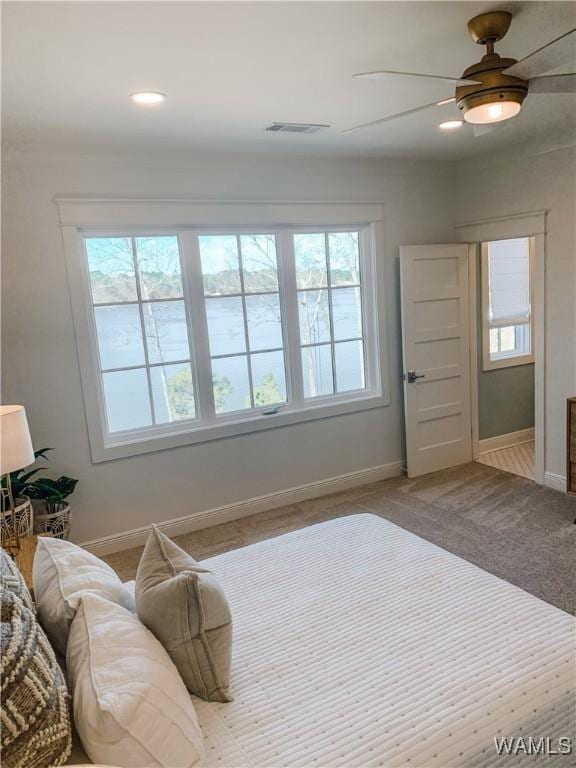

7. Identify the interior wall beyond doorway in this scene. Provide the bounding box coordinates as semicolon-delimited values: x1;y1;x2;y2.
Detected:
475;257;535;440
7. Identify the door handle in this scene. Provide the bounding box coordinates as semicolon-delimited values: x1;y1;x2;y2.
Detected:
405;370;425;383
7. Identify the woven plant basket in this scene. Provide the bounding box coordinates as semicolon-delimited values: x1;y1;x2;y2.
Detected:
1;496;34;548
34;501;71;540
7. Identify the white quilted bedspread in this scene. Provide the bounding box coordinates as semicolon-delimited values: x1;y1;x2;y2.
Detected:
192;513;575;768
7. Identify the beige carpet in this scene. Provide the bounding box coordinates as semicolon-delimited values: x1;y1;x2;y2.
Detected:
104;462;576;615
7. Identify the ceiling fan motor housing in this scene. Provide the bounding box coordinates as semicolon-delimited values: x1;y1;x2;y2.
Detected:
467;11;512;45
455;54;529;122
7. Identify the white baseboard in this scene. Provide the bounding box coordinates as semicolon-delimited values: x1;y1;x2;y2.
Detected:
81;461;404;557
544;472;567;493
478;427;535;455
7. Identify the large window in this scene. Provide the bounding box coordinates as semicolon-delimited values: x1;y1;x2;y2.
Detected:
295;232;364;397
87;236;196;433
74;217;383;459
199;233;287;414
481;237;534;370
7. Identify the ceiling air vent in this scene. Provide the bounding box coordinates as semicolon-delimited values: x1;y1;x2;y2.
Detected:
265;122;329;134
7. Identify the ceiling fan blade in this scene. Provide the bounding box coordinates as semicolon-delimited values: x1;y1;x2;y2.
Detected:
342;98;452;134
529;73;576;93
473;122;509;138
503;28;576;79
353;70;480;86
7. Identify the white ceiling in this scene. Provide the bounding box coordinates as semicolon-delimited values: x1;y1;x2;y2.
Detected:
3;1;575;160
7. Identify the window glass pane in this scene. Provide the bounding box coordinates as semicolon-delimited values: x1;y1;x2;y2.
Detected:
335;340;365;392
150;363;195;423
103;368;151;432
332;287;362;340
489;323;531;360
298;289;331;345
135;237;183;300
329;232;360;286
142;301;190;364
94;305;145;369
206;297;246;356
516;323;530;354
86;237;137;304
251;351;287;406
499;326;515;352
200;235;241;295
245;294;283;351
302;345;334;398
294;233;327;289
489;328;500;354
240;235;279;292
211;356;251;414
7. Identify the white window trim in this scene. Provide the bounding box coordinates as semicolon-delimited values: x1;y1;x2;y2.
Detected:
480;238;535;371
59;199;390;462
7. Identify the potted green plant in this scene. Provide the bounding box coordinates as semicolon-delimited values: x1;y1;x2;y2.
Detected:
4;448;78;540
1;448;51;543
28;476;78;540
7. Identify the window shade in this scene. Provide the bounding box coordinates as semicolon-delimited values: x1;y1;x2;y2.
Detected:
487;238;531;328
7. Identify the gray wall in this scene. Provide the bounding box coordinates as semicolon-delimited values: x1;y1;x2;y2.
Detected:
1;145;456;543
476;258;535;441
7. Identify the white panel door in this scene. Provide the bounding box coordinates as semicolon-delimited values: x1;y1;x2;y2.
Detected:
400;244;472;477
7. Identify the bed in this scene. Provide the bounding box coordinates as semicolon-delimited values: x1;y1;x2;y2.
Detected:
71;513;576;767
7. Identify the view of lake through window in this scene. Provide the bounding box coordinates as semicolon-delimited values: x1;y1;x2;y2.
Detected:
85;228;373;438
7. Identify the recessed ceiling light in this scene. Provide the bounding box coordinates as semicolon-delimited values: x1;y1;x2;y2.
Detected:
130;91;166;105
439;120;463;130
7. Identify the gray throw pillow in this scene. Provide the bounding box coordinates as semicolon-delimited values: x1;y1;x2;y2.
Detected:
1;546;34;613
135;526;233;703
1;586;72;767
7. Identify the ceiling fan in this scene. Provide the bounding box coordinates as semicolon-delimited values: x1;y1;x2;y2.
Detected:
344;11;576;135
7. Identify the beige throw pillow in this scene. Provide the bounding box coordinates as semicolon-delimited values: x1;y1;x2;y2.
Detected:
135;526;233;702
67;593;204;768
33;536;135;656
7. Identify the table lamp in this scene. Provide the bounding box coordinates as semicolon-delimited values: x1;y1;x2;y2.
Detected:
1;405;35;555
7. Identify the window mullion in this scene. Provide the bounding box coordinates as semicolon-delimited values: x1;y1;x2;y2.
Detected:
131;236;157;426
179;231;216;422
278;229;304;407
236;235;255;408
359;226;375;391
325;232;337;394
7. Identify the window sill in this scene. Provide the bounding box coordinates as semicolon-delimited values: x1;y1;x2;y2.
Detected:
483;353;535;371
92;392;388;462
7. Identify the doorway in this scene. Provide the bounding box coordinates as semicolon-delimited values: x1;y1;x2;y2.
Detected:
473;236;536;481
461;212;546;486
400;212;545;483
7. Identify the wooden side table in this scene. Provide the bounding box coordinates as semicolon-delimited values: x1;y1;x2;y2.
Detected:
567;396;576;496
14;534;53;591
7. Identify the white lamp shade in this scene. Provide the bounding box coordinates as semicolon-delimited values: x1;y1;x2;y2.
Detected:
0;405;35;475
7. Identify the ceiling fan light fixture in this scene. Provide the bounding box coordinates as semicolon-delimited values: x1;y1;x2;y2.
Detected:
455;44;528;126
462;96;522;124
